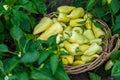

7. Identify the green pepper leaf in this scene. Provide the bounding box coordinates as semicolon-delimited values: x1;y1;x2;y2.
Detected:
50;54;59;75
16;71;28;80
38;50;52;65
10;26;23;41
31;69;52;80
21;1;37;13
108;0;120;15
0;60;4;73
34;0;47;14
54;62;70;80
88;72;101;80
86;0;97;11
0;44;9;53
112;15;120;32
94;21;106;29
20;50;39;63
4;57;19;74
5;0;17;5
112;60;120;78
110;50;120;62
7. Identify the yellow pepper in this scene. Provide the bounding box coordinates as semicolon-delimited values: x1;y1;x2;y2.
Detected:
64;41;82;55
61;57;69;65
84;43;102;55
33;17;53;35
37;22;63;40
63;26;72;39
79;44;90;52
90;38;102;45
72;27;83;34
85;19;92;29
83;29;95;40
72;60;85;66
67;7;85;18
69;18;85;27
92;22;105;38
57;12;70;23
57;6;75;14
69;30;89;44
63;55;74;64
81;54;99;63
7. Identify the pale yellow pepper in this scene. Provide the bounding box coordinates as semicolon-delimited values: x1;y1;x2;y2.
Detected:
69;30;89;44
85;19;92;29
64;41;82;55
90;38;102;45
37;22;63;40
83;29;95;40
57;12;70;23
84;43;102;55
33;17;53;35
81;54;99;63
79;44;90;52
67;7;85;18
57;6;75;14
69;18;85;27
72;60;85;66
92;22;105;38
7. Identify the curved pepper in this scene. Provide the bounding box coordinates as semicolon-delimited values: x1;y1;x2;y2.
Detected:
81;54;99;63
57;12;70;23
69;18;85;27
67;7;85;18
64;41;82;55
83;29;95;40
69;30;89;44
37;22;63;40
33;17;53;35
92;22;105;38
57;6;75;14
72;60;85;66
84;43;102;55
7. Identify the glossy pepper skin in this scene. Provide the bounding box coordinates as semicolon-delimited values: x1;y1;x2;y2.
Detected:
33;17;53;35
57;6;75;14
92;22;105;38
67;7;85;18
69;18;85;27
57;12;70;23
37;22;63;40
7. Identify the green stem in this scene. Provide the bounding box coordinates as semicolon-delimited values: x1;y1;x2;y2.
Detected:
111;14;114;26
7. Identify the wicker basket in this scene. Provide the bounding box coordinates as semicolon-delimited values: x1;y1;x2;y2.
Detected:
44;13;120;74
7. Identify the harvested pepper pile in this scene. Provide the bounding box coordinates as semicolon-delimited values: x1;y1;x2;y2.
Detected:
33;5;105;66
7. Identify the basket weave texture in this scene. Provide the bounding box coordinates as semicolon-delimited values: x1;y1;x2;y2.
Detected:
45;13;120;74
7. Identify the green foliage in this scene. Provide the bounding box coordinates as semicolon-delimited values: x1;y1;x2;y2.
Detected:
0;44;9;52
88;72;101;80
0;0;120;79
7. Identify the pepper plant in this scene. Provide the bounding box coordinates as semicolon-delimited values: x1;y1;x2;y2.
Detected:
0;0;70;80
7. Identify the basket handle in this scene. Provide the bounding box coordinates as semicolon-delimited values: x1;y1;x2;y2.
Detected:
109;34;120;52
